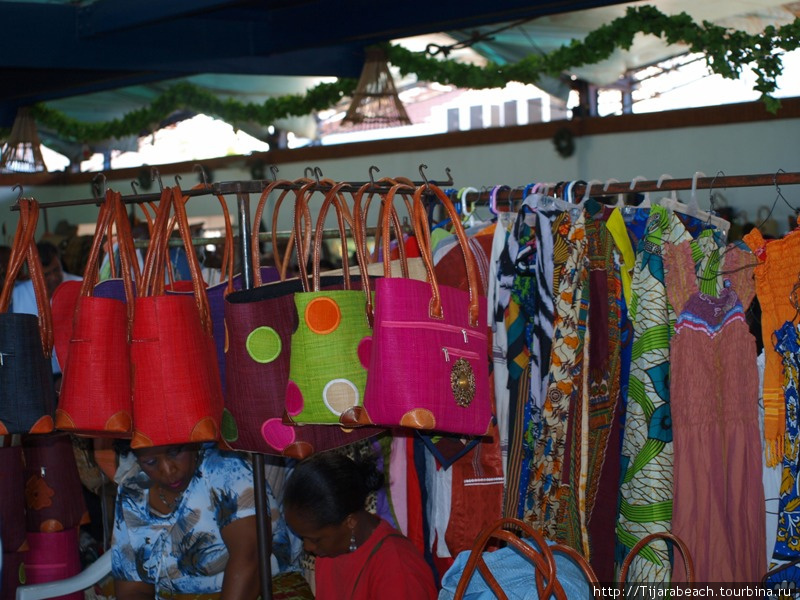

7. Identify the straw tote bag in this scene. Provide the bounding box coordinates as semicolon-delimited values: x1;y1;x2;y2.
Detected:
352;182;492;435
56;189;138;436
130;186;223;448
442;518;597;600
284;180;376;426
223;179;381;457
0;198;56;435
23;432;89;533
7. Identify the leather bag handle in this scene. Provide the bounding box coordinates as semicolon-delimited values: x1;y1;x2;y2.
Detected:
294;178;360;293
352;180;416;325
454;518;561;600
172;187;215;337
253;178;305;285
0;199;54;357
412;183;481;327
618;532;695;587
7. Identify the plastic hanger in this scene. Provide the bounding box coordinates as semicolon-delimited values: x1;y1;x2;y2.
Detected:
564;180;586;220
457;186;479;225
490;185;512;215
658;171;730;237
601;178;623;208
629;175;650;208
656;174;678;202
581;179;603;204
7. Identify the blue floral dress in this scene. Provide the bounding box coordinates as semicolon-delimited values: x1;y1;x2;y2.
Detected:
112;445;295;598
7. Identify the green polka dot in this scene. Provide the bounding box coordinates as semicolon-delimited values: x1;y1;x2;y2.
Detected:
246;327;282;363
221;408;239;442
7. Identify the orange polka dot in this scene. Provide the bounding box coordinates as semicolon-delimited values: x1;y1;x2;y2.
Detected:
305;297;341;335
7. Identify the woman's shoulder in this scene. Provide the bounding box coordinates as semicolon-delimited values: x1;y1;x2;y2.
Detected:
371;520;418;553
199;445;254;480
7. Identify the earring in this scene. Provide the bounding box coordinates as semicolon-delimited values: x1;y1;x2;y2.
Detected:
349;531;357;553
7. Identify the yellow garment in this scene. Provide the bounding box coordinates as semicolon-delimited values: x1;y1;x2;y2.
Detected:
605;208;635;306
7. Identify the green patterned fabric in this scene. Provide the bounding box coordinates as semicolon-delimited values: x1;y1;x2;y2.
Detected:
285;290;372;425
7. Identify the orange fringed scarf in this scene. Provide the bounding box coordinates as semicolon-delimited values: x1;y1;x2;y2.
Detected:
744;227;800;467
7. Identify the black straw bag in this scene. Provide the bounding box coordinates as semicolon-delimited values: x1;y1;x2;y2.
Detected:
0;198;56;435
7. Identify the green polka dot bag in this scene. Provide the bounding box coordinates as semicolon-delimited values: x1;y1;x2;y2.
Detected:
284;181;376;427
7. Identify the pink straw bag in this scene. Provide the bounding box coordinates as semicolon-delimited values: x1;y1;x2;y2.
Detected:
351;181;492;435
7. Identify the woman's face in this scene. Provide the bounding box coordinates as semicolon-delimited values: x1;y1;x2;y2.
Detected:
135;445;199;494
285;506;351;558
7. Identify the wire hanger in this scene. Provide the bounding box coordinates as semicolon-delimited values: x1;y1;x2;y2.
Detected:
755;168;800;234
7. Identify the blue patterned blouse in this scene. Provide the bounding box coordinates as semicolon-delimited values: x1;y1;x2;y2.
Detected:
111;445;292;597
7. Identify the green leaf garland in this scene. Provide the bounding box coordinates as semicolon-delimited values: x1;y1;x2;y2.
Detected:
26;5;800;143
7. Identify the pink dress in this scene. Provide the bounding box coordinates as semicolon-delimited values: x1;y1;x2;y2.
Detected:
664;241;765;581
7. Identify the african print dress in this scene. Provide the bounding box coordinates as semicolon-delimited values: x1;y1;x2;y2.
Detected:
615;205;722;582
765;321;800;591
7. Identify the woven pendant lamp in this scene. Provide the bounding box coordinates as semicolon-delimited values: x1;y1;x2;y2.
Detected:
1;107;47;173
341;47;411;129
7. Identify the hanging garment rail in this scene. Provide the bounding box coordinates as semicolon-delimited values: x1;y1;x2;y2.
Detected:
456;171;800;207
8;168;454;211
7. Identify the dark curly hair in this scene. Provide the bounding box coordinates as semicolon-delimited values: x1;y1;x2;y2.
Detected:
283;452;384;527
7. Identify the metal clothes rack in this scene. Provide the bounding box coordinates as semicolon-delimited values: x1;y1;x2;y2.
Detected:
8;167;453;600
450;171;800;207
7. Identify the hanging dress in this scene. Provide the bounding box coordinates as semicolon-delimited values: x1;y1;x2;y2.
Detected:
744;227;800;467
615;205;721;582
525;209;588;543
664;240;765;581
765;321;800;590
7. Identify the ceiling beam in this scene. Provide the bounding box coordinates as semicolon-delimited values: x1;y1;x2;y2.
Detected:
77;0;248;37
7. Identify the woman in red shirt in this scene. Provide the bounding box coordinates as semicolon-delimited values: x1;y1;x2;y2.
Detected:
284;452;437;600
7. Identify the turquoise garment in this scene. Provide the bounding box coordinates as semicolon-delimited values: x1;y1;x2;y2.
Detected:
112;445;296;598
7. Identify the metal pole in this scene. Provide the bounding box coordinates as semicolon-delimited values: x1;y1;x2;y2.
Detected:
236;186;272;600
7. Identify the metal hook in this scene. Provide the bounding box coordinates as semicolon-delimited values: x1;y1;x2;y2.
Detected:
131;180;140;196
174;174;183;188
303;166;314;179
418;164;430;188
369;165;380;187
314;167;324;184
269;165;279;182
12;184;23;203
151;167;164;191
92;173;107;199
194;164;209;187
444;167;453;186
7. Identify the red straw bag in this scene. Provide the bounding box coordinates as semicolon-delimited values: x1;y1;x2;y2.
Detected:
56;189;138;436
353;182;492;435
0;198;56;435
131;186;223;448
